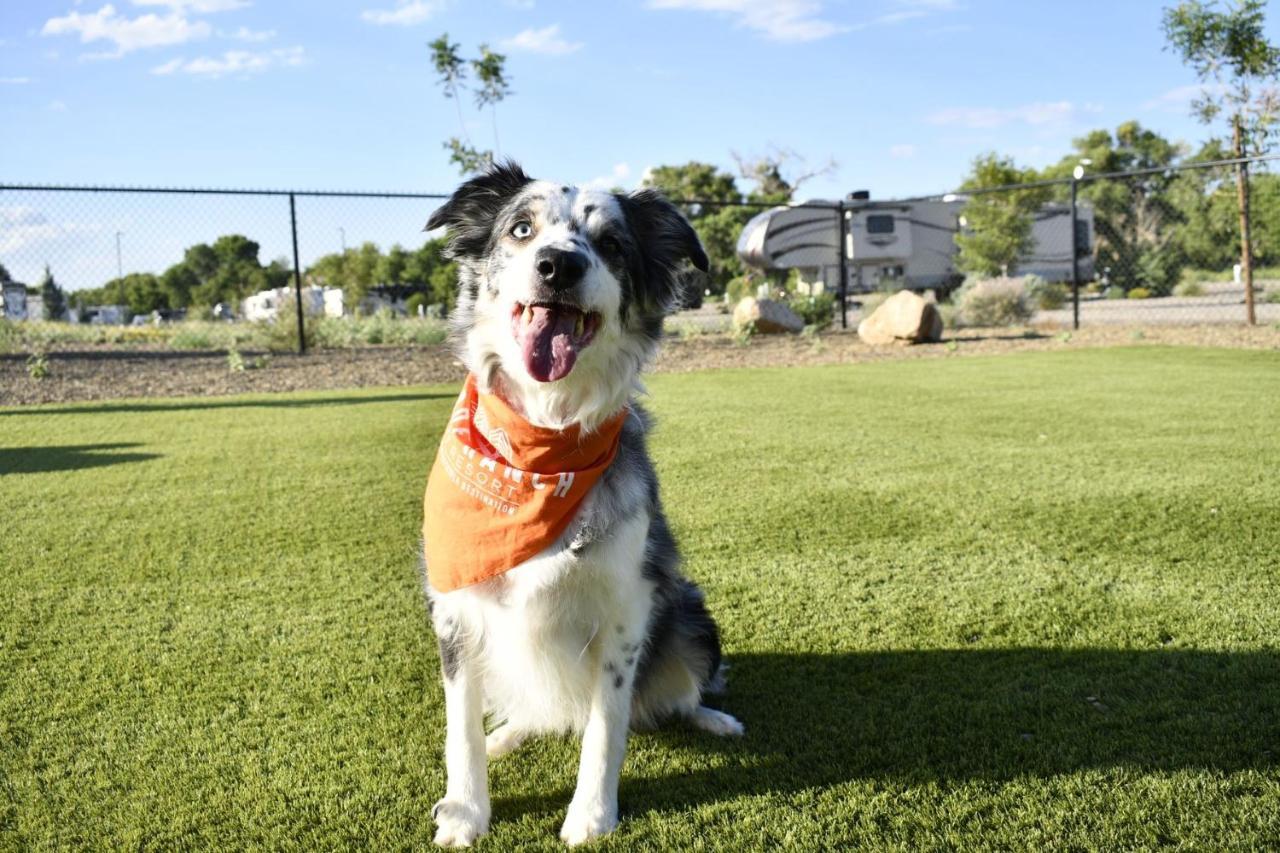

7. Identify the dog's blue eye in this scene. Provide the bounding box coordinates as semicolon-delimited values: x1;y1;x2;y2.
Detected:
511;221;533;239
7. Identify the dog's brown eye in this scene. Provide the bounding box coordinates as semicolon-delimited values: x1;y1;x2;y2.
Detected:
511;221;533;240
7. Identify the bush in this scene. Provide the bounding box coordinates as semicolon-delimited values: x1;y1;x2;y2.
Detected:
954;277;1032;327
1127;287;1154;300
1104;286;1126;300
1173;278;1206;297
405;293;428;317
726;275;756;303
1023;275;1067;310
787;292;835;330
1265;289;1280;304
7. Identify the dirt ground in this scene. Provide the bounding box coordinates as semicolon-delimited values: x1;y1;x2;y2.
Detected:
3;324;1278;407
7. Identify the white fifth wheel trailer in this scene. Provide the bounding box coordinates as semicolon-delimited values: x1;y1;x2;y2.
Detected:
736;193;1095;295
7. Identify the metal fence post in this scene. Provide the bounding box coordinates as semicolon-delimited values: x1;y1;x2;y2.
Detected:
837;201;848;329
288;192;307;354
1070;177;1080;331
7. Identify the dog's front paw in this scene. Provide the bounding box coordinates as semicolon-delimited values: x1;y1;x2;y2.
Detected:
559;800;618;846
432;798;489;847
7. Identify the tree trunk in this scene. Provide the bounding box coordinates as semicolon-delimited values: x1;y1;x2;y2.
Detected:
1233;115;1256;326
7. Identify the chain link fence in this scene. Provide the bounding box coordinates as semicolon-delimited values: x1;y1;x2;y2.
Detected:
1;155;1277;355
861;156;1280;330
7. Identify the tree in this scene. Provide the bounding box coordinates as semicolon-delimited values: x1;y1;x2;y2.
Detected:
37;265;67;320
731;147;836;205
642;162;752;295
1046;122;1186;293
431;35;511;175
471;44;512;155
954;154;1052;278
0;262;11;283
1164;0;1280;323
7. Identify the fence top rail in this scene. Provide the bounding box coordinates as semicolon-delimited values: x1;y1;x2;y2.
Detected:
0;183;453;200
0;181;839;211
4;151;1275;209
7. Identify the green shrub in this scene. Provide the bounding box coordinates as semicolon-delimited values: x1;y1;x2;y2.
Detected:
1104;286;1126;300
954;277;1032;327
726;275;756;303
787;292;835;330
1023;275;1067;310
1264;289;1280;304
405;293;428;317
169;327;214;349
1174;278;1206;297
1127;287;1154;300
26;353;49;380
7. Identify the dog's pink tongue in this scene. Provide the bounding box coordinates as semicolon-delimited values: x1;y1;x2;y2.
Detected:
520;305;579;382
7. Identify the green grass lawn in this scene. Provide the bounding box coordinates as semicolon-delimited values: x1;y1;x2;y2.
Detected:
3;346;1279;850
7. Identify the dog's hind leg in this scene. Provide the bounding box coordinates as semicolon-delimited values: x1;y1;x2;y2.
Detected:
485;723;528;759
691;705;745;737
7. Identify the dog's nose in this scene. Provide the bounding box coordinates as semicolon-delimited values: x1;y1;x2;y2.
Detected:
535;247;588;291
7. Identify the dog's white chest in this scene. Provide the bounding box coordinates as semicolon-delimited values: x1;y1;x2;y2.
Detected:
442;511;652;732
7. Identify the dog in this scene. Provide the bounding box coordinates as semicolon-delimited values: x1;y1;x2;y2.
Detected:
420;162;743;846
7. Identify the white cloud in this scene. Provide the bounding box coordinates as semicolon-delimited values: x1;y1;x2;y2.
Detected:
585;162;632;190
48;100;69;112
926;100;1100;129
0;77;32;84
360;0;447;26
151;45;303;77
0;207;104;258
130;0;249;12
889;144;916;159
500;24;582;55
647;0;846;42
42;4;211;58
1142;83;1227;112
223;25;275;41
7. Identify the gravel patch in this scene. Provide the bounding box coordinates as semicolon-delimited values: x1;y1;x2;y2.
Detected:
3;324;1277;407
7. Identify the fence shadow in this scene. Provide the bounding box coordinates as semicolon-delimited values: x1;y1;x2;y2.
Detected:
493;648;1279;820
0;443;161;475
0;391;454;417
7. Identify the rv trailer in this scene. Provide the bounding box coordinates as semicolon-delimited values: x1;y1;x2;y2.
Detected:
737;193;1094;295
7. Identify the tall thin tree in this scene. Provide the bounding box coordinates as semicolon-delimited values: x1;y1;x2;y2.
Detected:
1164;0;1280;325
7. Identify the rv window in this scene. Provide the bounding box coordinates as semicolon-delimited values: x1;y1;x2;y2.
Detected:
866;214;895;234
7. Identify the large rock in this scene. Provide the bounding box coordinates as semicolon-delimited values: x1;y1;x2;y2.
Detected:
732;297;804;334
857;289;944;346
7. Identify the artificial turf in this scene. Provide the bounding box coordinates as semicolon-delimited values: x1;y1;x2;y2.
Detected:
2;346;1278;850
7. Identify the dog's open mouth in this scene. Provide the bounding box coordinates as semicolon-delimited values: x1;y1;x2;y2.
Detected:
512;302;602;383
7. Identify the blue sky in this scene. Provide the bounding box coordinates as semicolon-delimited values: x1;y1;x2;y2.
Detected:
2;0;1275;289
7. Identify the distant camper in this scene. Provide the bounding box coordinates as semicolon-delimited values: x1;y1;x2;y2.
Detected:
737;192;1095;296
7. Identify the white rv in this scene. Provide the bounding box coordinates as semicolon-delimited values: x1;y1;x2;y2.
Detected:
737;194;1095;295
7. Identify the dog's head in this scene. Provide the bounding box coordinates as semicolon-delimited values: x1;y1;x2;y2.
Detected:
427;161;707;427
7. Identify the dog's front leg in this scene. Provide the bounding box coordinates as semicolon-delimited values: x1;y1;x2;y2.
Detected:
432;637;489;847
560;630;639;845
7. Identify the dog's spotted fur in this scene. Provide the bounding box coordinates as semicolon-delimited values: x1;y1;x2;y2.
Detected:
421;162;741;846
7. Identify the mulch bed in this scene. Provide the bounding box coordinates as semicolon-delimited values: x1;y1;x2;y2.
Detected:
3;324;1277;407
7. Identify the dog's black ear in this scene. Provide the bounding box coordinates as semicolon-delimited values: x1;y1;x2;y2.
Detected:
426;160;533;258
617;189;709;312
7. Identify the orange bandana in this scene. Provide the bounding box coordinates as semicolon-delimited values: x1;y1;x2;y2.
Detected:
423;375;627;593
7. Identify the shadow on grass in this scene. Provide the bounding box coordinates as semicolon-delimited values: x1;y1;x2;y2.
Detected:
0;392;454;417
494;648;1279;820
0;443;161;475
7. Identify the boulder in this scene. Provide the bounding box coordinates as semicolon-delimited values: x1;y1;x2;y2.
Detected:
732;297;804;334
857;289;944;346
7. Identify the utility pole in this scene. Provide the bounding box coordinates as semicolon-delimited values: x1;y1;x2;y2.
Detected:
115;231;123;279
338;227;347;254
